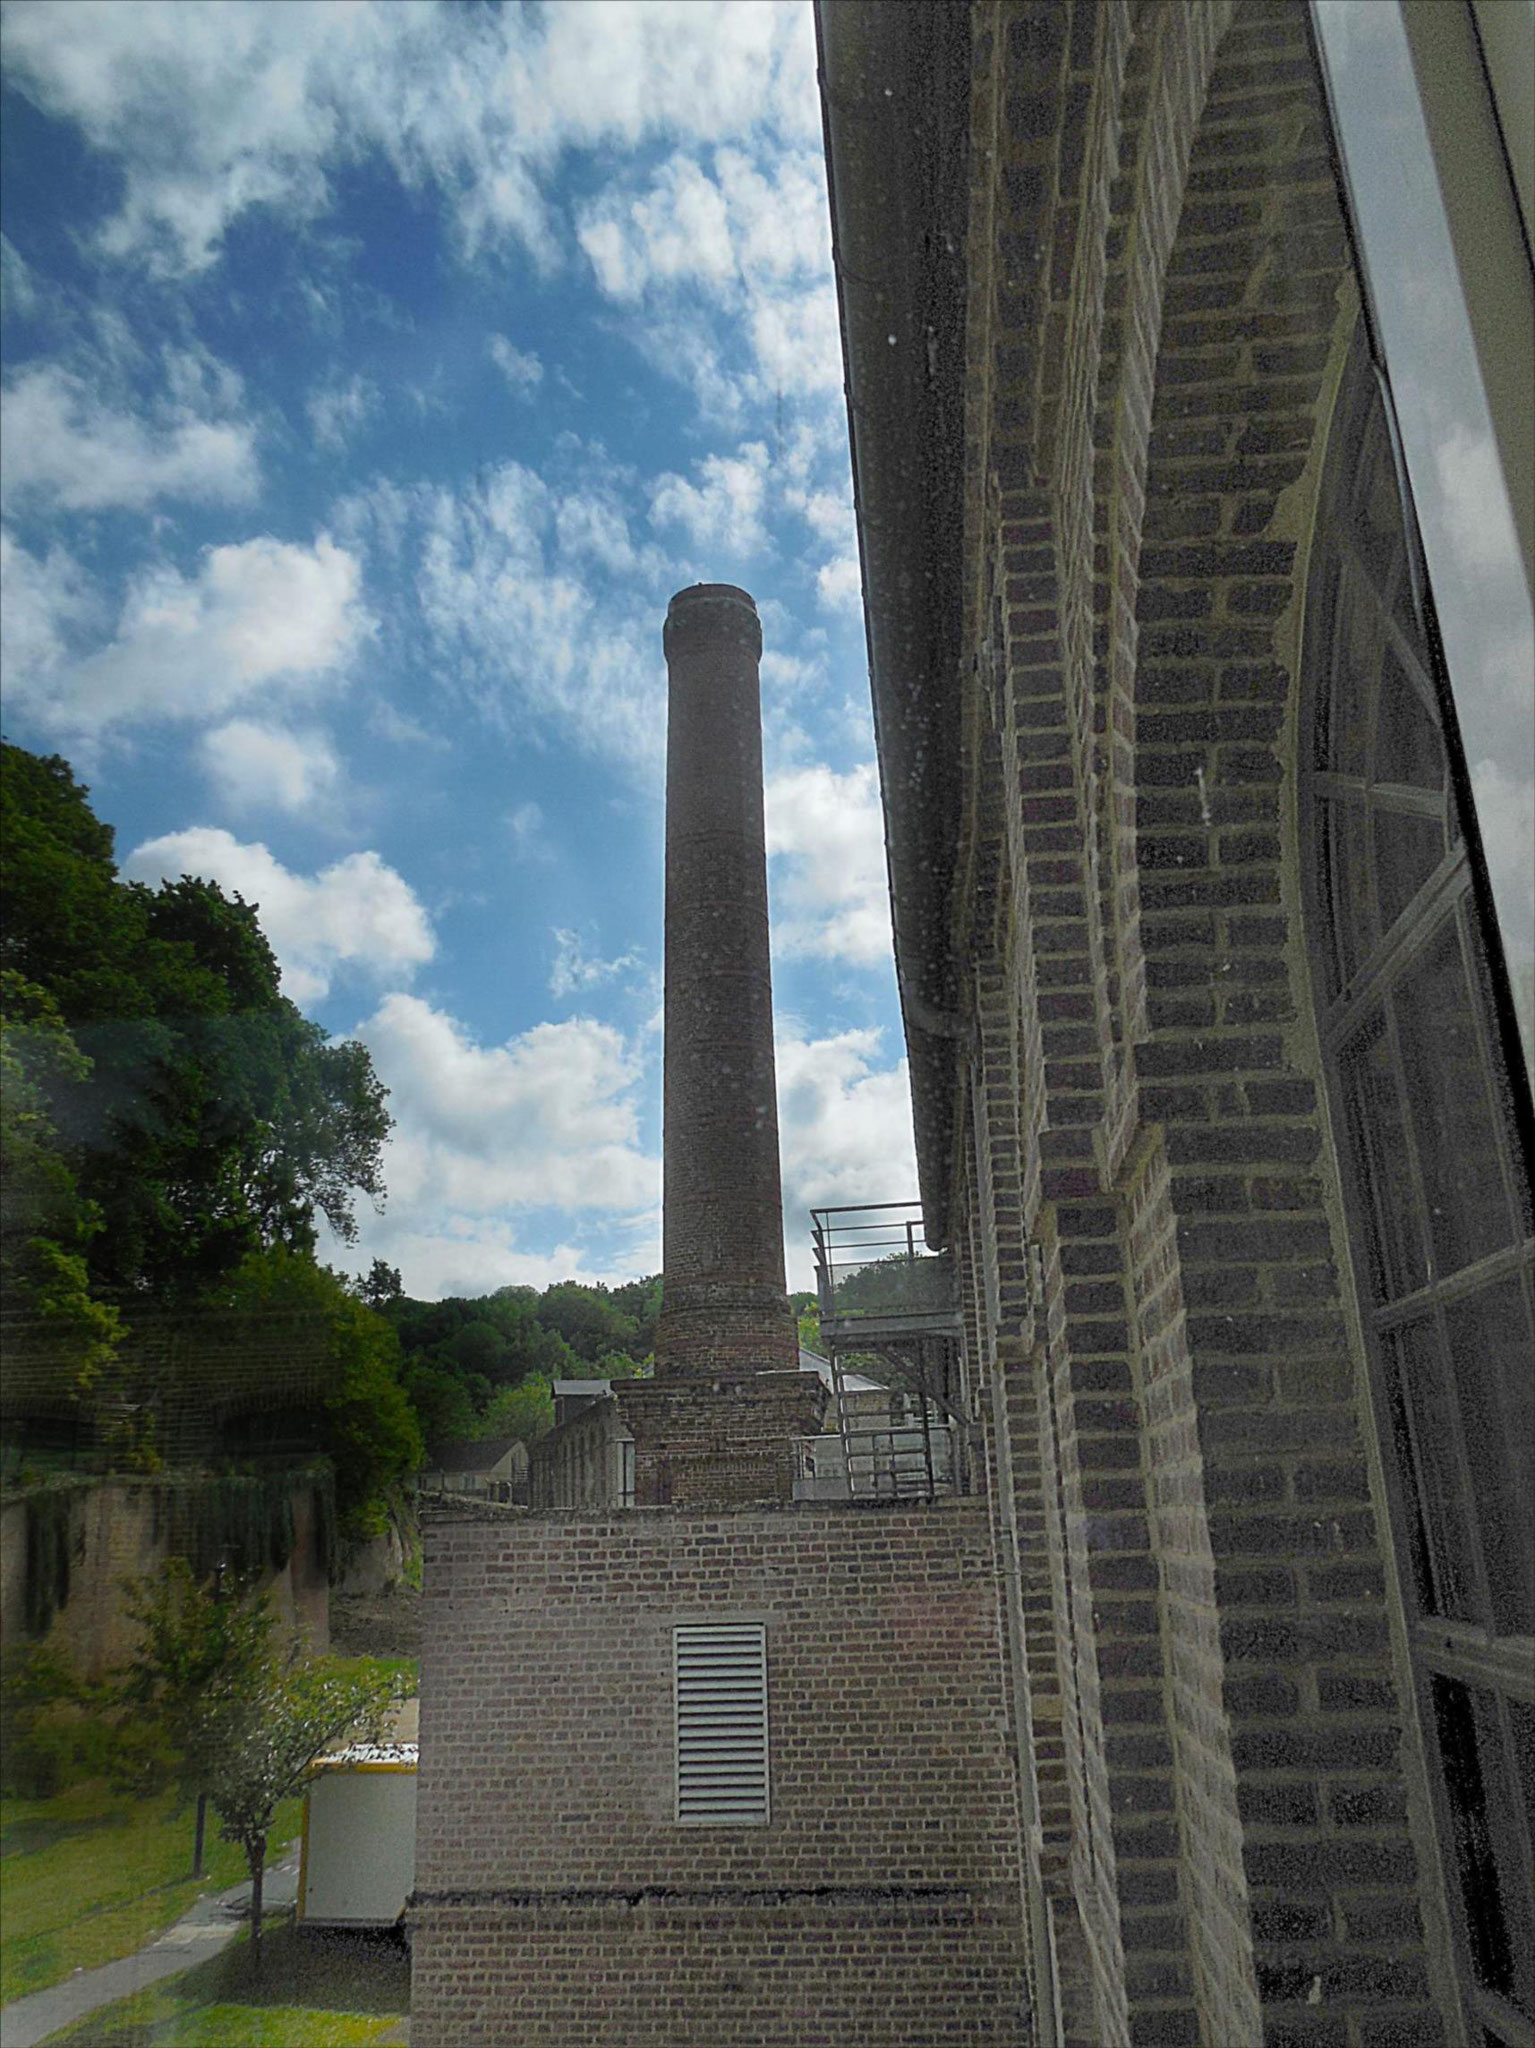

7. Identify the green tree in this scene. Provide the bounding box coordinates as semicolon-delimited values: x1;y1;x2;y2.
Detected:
220;1248;423;1537
0;972;122;1385
537;1280;640;1363
358;1258;403;1308
405;1362;481;1448
480;1374;555;1446
1;744;391;1303
113;1561;402;1977
113;1558;276;1874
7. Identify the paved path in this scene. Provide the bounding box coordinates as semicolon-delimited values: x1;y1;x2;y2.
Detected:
0;1847;301;2048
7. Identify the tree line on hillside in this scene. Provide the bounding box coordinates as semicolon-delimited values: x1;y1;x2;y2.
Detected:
366;1261;663;1451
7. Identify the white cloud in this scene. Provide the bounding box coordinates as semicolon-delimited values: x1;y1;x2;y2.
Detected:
487;334;543;396
576;139;841;419
1;355;259;512
506;800;551;862
197;720;340;815
357;995;654;1210
578;153;736;300
775;1026;917;1289
0;0;816;277
553;488;652;577
766;762;891;966
650;441;769;559
549;928;644;1002
0;528;100;681
1;233;42;318
305;373;379;452
315;991;663;1298
409;458;665;770
122;828;434;1004
6;531;368;740
816;551;863;615
1470;756;1535;983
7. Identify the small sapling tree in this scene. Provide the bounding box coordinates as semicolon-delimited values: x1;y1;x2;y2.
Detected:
200;1652;404;1975
115;1562;405;1972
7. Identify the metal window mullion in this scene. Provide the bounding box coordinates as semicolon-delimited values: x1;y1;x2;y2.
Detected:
1319;853;1469;1052
1372;1239;1534;1332
1342;534;1445;730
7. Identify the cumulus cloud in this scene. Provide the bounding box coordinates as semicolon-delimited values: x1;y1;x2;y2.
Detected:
1;354;259;512
487;335;543;396
650;442;769;560
319;993;660;1296
0;0;816;276
766;762;891;966
775;1025;918;1289
5;531;368;740
0;529;100;682
197;720;340;815
575;140;839;413
123;828;434;1004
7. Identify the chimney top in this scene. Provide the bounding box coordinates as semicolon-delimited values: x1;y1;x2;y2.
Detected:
664;584;761;655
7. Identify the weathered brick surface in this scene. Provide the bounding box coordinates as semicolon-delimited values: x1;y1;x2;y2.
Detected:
412;1500;1027;2045
657;585;797;1383
934;3;1452;2045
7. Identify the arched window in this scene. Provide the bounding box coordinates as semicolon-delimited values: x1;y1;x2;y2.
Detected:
1304;335;1535;2048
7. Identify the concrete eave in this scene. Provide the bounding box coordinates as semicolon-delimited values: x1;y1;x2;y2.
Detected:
817;0;973;1247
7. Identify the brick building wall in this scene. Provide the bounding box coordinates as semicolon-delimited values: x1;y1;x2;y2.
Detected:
823;0;1490;2043
411;1499;1028;2047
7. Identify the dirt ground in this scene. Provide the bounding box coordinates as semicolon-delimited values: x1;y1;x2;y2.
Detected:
329;1582;422;1661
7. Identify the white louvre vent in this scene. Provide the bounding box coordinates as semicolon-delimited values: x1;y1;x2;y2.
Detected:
674;1623;769;1825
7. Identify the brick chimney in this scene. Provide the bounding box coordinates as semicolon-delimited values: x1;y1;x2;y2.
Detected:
654;584;798;1381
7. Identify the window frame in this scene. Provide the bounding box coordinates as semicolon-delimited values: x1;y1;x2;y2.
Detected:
1301;330;1535;2048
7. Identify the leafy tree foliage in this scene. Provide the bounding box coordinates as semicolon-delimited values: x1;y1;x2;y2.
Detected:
219;1248;422;1537
384;1274;660;1452
1;745;390;1305
0;972;122;1383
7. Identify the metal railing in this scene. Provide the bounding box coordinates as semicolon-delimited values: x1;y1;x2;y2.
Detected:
810;1202;955;1330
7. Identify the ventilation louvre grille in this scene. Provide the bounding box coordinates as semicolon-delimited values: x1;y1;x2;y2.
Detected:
674;1623;769;1825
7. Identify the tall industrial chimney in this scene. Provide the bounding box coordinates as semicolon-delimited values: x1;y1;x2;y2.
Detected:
655;584;798;1380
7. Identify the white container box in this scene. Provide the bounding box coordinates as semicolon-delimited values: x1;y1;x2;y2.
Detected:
298;1741;417;1929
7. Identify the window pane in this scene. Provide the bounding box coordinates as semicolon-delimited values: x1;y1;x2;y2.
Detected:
1393;917;1515;1276
1443;1278;1535;1637
1374;803;1446;936
1432;1675;1521;2007
1332;564;1377;778
1374;640;1442;789
1340;1013;1428;1300
1386;1319;1479;1623
1327;790;1376;995
1352;405;1405;591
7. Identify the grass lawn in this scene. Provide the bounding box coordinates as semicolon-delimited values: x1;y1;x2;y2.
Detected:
36;1921;409;2045
0;1781;302;2007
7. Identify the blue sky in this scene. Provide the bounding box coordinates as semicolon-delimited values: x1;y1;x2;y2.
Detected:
1;0;918;1299
3;2;1529;1299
